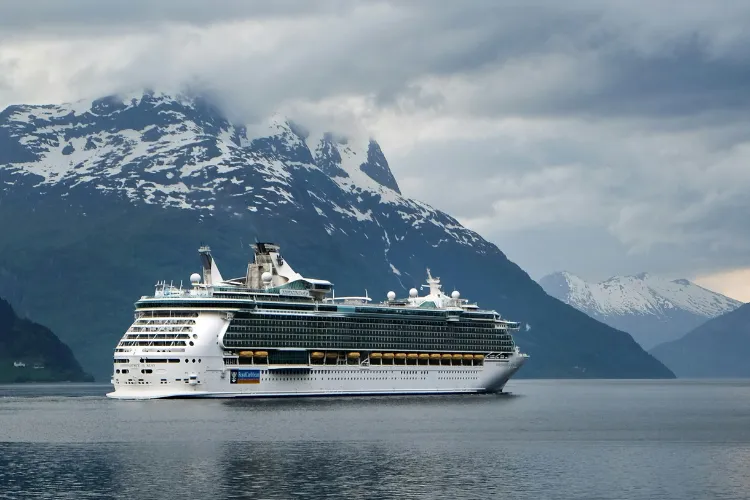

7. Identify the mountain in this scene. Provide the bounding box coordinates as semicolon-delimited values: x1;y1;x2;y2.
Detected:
539;271;742;350
650;303;750;377
0;90;673;380
0;298;92;383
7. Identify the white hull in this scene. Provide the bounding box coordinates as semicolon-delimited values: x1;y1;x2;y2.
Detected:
106;357;526;400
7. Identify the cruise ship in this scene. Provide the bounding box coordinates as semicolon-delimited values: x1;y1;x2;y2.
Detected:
107;243;528;399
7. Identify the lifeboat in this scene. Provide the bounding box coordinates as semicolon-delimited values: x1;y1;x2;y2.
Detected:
452;354;463;360
474;354;485;360
463;354;474;360
383;353;395;359
418;353;430;359
407;353;419;359
370;353;383;359
254;351;268;357
326;352;339;359
238;351;254;357
430;353;442;359
348;352;360;358
310;352;324;359
395;353;407;360
441;354;453;359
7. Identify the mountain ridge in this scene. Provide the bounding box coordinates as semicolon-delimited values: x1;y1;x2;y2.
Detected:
650;303;750;377
0;91;674;380
539;271;742;349
0;298;92;383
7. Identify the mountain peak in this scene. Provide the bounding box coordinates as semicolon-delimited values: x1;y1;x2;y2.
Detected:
361;139;401;194
540;271;742;349
0;91;405;211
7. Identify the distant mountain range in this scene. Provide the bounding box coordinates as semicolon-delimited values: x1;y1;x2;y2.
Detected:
0;298;91;383
0;90;673;380
539;271;742;350
650;303;750;377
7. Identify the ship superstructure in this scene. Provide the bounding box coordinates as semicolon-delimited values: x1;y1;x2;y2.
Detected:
107;243;528;399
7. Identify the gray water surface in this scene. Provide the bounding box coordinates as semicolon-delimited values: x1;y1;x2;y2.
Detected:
1;379;749;499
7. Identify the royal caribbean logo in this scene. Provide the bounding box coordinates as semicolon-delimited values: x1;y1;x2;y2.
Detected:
230;369;261;384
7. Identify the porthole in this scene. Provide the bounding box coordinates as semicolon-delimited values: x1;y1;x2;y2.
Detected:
193;334;198;339
192;359;196;363
189;341;194;346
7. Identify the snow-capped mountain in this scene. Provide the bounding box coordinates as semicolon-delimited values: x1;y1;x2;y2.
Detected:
539;271;742;349
0;91;674;380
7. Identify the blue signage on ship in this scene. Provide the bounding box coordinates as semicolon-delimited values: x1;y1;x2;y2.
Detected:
230;369;261;384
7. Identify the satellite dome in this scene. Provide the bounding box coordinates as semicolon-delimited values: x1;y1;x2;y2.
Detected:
409;288;418;298
387;291;396;301
189;273;201;285
451;290;460;299
261;272;273;283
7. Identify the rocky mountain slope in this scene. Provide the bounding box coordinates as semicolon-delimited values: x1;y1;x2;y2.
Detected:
0;91;673;380
650;303;750;377
539;271;741;350
0;298;92;383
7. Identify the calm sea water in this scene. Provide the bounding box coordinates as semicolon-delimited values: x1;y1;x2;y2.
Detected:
1;380;749;499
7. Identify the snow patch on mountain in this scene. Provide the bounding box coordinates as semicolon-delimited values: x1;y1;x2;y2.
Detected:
0;91;487;252
544;271;742;318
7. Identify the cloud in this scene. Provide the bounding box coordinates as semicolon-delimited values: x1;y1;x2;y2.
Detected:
2;0;750;283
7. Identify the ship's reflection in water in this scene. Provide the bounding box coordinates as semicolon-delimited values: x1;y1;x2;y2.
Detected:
3;381;750;499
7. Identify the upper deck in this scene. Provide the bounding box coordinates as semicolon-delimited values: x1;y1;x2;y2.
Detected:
135;243;520;330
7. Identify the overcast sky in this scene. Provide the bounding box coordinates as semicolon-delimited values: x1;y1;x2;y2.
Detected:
2;0;749;300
